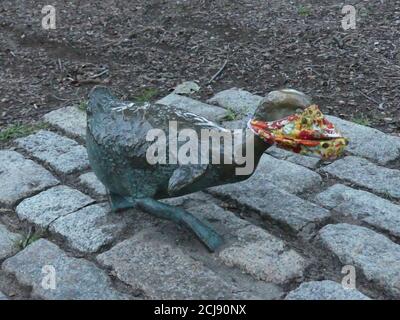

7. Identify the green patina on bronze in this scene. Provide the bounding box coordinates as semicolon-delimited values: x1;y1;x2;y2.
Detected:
86;87;311;252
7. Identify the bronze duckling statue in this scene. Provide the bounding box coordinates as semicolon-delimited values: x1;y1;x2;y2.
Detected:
86;87;346;251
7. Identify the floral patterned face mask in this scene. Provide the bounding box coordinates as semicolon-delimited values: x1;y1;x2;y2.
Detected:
248;105;348;160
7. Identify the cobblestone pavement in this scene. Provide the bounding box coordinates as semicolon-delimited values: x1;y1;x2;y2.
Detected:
1;88;400;300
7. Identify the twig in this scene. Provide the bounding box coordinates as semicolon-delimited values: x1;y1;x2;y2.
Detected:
58;58;64;82
358;89;380;105
32;78;45;85
208;59;228;85
305;67;321;76
72;79;110;86
89;69;109;79
101;34;134;49
50;95;70;102
101;27;161;48
58;58;63;72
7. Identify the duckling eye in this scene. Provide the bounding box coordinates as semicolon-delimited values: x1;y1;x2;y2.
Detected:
322;143;329;148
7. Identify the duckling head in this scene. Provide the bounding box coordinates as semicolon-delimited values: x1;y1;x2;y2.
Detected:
253;89;312;122
249;89;348;160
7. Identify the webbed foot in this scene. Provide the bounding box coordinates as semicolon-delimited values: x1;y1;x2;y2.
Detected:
136;198;223;252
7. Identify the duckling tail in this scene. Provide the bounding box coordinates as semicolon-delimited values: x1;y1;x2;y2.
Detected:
88;86;116;113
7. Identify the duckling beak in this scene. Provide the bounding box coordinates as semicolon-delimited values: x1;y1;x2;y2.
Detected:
248;105;348;160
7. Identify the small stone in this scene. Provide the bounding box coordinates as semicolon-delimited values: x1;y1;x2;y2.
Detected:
266;146;320;169
16;130;90;175
173;81;200;95
315;184;400;237
43;106;86;139
0;151;59;207
319;223;400;297
285;280;370;300
16;186;94;227
207;88;263;116
0;292;8;300
50;203;129;253
327;115;400;165
156;93;227;122
79;172;107;196
0;224;22;259
2;239;128;300
321;156;400;199
97;229;246;299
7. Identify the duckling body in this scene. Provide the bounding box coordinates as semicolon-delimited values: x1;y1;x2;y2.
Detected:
87;87;312;251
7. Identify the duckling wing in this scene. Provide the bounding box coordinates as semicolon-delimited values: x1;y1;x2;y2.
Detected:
89;102;229;178
168;164;209;195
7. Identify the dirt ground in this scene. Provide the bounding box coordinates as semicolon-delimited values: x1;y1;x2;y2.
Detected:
1;0;399;135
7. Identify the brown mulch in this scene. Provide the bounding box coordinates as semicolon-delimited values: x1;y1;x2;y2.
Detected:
0;0;399;135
